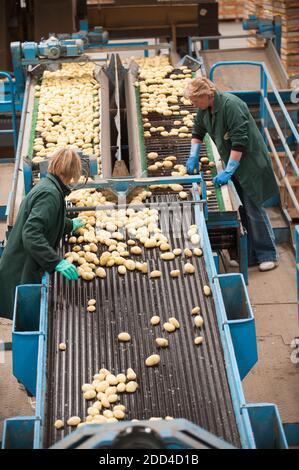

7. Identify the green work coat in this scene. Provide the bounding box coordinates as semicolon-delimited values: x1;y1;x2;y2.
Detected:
192;91;279;207
0;174;72;320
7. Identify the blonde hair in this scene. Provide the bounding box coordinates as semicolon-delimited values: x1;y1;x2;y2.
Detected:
48;148;82;184
184;77;217;100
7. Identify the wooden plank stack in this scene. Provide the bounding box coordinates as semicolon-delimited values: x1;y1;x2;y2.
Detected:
217;0;245;20
244;0;299;78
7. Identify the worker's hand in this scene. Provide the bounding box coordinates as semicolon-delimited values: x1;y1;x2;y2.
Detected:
213;170;232;187
72;217;85;233
55;259;78;280
213;159;240;187
186;143;202;175
186;156;199;175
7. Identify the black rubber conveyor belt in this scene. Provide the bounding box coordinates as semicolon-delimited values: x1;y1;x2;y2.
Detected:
44;207;241;448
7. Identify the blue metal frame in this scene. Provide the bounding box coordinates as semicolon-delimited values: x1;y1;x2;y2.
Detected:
217;273;258;379
0;72;18;151
188;15;281;56
295;226;299;323
0;158;15;221
2;179;288;449
51;418;235;449
209;61;299;179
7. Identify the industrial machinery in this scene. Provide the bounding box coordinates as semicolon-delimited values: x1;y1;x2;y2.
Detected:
1;42;291;449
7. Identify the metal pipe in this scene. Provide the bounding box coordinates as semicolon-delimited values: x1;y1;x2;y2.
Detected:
66;199;205;213
7;76;31;227
264;127;299;214
264;97;299;177
209;61;299;144
191;34;257;41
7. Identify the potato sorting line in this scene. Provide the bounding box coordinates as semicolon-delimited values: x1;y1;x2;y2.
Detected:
6;53;255;450
132;56;226;213
44;199;241;448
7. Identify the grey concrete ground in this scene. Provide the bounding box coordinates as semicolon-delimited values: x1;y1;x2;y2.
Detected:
0;319;34;440
242;244;299;424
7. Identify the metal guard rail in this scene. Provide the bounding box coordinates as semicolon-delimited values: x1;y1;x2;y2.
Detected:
209;60;299;214
0;72;17;151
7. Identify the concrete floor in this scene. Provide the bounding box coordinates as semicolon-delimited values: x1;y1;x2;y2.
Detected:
242;244;299;424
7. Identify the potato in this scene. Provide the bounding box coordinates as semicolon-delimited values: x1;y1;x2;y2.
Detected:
155;338;169;348
54;419;64;429
150;270;161;279
170;269;180;278
113;410;125;420
126;381;138;393
126;368;137;381
204;285;211;296
148;152;158;160
83;390;96;400
118;265;127;275
163;322;176;333
161;252;175;261
150;315;160;325
87;406;99;416
96;267;106;278
67;416;81;426
194;315;204;328
113;404;126;412
192;306;200;315
130;246;142;255
168;317;180;329
193;248;203;257
116;373;127;383
179;191;188;200
191;234;200;245
118;332;131;342
194;336;203;345
145;354;160;367
184;263;195;274
159;243;170;251
59;343;66;351
125;260;136;271
184;248;193;258
82;383;94;392
106;374;118;385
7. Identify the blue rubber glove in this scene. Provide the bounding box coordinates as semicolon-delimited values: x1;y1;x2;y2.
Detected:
186;143;202;175
72;218;85;233
213;159;240;187
55;259;78;280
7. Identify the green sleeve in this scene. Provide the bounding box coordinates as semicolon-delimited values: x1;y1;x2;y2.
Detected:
192;110;206;141
225;99;249;151
64;218;73;235
22;192;61;273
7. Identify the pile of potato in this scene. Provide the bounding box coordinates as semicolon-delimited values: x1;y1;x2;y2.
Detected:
131;55;195;140
32;62;101;175
64;188;203;281
55;367;138;428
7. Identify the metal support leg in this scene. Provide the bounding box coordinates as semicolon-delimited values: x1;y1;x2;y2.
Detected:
239;228;248;285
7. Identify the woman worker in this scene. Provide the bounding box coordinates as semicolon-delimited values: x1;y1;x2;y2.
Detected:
184;77;279;272
0;147;85;320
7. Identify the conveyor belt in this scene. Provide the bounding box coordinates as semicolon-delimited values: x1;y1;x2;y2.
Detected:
44;204;241;448
142;112;224;212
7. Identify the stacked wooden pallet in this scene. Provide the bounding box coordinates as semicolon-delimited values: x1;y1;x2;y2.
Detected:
217;0;245;20
244;0;299;78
